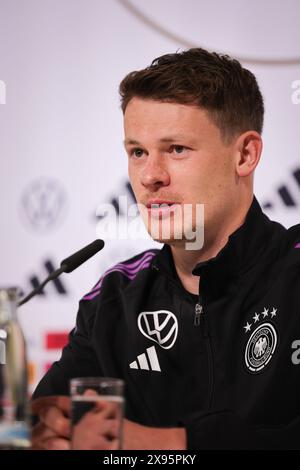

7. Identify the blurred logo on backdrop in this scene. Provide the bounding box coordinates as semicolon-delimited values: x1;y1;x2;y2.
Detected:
95;181;136;221
24;258;68;299
93;179;158;271
20;177;67;232
262;167;300;211
117;0;300;66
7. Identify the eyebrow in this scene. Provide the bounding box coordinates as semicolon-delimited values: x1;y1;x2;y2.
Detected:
124;136;195;146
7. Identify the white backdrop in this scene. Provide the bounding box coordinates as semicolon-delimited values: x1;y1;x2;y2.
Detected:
0;0;299;392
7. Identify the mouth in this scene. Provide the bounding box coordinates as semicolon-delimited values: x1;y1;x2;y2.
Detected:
145;200;180;219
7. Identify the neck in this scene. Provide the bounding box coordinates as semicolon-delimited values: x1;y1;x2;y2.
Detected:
170;195;253;295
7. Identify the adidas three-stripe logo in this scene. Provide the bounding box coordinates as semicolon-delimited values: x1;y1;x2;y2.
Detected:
129;346;161;372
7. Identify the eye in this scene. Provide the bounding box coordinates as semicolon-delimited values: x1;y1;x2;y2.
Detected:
172;145;187;154
131;148;144;158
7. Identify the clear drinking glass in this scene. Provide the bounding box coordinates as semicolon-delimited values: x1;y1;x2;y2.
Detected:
70;377;124;450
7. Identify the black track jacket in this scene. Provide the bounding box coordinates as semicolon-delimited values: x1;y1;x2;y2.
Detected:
33;197;300;449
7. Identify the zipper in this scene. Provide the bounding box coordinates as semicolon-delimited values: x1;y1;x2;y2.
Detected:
194;289;205;333
194;289;214;409
194;298;209;338
194;302;203;326
153;258;215;409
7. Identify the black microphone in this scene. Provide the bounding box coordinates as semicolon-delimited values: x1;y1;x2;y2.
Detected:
18;239;105;307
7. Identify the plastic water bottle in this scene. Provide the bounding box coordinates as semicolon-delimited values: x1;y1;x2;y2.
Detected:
0;287;30;449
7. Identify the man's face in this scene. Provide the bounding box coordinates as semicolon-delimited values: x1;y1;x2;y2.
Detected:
124;98;239;247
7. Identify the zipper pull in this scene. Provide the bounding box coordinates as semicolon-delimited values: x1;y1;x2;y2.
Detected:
194;303;203;326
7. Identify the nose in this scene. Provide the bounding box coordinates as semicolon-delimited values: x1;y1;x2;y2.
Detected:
140;153;170;191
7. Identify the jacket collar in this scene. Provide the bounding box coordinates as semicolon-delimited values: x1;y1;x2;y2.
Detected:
154;197;284;292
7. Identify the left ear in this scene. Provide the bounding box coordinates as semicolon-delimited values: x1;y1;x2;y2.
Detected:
234;131;263;177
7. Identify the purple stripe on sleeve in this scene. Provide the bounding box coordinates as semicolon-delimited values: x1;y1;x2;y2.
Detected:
87;251;155;294
83;261;153;300
110;253;156;273
89;256;154;295
295;243;300;249
82;251;156;300
117;252;156;269
92;252;155;291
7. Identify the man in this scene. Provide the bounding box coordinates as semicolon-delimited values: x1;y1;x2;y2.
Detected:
32;48;300;449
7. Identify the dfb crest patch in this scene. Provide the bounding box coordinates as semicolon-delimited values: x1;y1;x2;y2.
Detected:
245;322;277;373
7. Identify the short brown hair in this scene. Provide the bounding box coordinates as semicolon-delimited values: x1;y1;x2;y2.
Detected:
119;48;264;141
